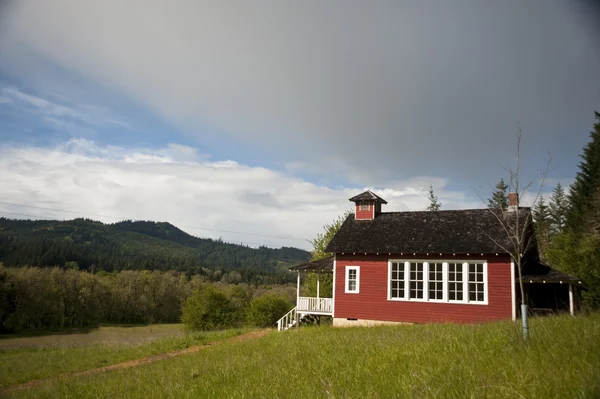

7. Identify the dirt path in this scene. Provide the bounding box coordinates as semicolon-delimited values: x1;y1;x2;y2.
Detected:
2;329;270;395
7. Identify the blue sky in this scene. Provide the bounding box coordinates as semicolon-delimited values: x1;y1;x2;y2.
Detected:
0;0;599;249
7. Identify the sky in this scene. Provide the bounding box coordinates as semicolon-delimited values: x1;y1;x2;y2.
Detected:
0;0;599;250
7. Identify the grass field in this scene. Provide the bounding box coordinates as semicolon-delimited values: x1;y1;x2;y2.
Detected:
2;315;600;398
0;324;248;389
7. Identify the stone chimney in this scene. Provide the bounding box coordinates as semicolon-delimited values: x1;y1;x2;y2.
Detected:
508;192;518;211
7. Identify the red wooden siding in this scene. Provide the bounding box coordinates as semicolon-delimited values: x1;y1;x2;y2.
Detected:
355;201;374;220
334;254;513;323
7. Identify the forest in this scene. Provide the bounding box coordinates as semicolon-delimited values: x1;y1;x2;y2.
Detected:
0;218;309;285
0;266;296;333
533;112;600;309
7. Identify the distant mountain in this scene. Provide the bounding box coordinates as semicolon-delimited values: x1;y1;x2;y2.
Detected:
0;218;310;284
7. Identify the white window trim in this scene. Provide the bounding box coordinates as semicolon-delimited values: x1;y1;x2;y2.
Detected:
345;266;360;294
359;201;370;211
387;260;488;305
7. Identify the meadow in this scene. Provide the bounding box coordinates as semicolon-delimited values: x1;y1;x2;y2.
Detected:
2;315;600;398
0;324;249;389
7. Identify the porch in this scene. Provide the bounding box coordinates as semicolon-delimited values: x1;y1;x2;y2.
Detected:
277;257;334;331
520;262;586;317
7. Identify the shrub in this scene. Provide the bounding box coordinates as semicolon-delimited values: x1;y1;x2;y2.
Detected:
246;294;291;328
181;286;238;331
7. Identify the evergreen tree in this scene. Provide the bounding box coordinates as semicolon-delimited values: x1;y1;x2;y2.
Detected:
548;182;568;235
426;185;442;211
532;196;551;260
488;178;509;210
566;111;600;230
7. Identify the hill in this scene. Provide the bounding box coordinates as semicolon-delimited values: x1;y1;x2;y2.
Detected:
0;218;310;284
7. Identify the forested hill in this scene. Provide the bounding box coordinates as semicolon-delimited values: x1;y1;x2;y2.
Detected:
0;218;310;284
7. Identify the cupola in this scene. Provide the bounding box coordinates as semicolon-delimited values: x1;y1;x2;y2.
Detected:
349;190;387;220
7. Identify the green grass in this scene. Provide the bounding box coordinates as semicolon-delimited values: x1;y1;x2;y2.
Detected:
0;324;248;388
5;314;600;398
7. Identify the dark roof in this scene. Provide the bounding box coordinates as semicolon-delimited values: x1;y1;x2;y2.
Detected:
289;257;333;273
325;208;532;254
521;262;585;285
349;190;388;204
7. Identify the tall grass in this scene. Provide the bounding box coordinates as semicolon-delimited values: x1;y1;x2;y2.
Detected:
8;314;600;398
0;325;247;388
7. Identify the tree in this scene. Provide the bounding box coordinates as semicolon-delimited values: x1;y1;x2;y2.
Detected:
548;182;568;235
566;111;600;230
532;195;551;260
181;286;237;331
426;185;442;211
246;294;291;328
546;230;600;309
310;211;351;261
480;131;550;340
304;211;351;298
488;178;509;210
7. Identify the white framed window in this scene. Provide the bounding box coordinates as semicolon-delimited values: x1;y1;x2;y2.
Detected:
359;201;371;211
345;266;360;294
409;262;424;299
389;261;405;299
468;262;486;302
448;262;464;302
428;262;444;301
387;260;488;305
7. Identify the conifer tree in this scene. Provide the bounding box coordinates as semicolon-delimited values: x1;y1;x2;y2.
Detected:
488;178;508;210
532;195;551;259
548;182;568;235
566;111;600;230
426;185;442;211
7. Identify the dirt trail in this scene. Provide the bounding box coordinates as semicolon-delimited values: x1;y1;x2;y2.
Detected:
2;329;270;395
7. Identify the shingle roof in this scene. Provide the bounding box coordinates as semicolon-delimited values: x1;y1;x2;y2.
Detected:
521;262;584;285
348;190;388;204
289;257;333;273
325;208;532;254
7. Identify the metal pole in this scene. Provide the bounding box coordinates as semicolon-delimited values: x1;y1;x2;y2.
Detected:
521;304;529;341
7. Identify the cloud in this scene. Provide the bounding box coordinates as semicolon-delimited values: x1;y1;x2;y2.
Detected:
1;0;598;187
0;86;133;132
0;139;485;249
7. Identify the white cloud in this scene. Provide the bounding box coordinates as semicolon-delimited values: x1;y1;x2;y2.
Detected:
0;139;483;249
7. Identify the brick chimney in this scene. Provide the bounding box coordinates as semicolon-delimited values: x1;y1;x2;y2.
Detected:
349;190;388;220
508;192;518;211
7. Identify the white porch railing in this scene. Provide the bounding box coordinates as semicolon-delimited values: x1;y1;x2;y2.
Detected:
297;297;333;314
277;307;297;331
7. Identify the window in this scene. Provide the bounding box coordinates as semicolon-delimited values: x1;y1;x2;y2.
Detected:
448;263;464;301
345;266;360;293
468;263;485;302
390;261;405;299
359;201;371;211
409;262;424;299
388;260;487;305
428;262;444;300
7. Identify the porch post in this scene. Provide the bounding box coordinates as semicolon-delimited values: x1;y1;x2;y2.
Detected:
569;284;574;316
317;272;320;299
297;271;301;307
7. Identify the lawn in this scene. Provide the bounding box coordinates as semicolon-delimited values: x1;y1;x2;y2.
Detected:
4;314;600;398
0;324;248;389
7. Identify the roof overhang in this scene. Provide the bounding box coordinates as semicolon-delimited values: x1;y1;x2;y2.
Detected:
289;256;333;273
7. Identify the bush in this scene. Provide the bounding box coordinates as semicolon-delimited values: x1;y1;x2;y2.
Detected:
182;286;239;331
246;294;291;328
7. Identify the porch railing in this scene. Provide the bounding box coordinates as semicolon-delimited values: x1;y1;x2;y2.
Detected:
297;297;333;314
